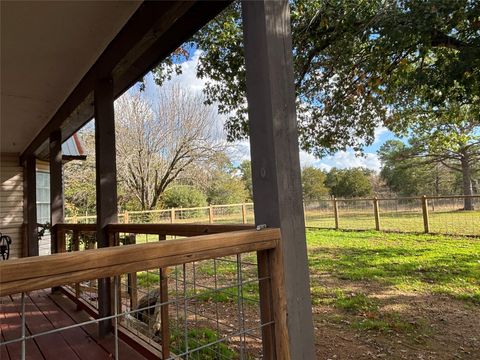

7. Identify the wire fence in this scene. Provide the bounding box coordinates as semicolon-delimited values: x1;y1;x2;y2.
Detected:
65;195;480;237
305;195;480;236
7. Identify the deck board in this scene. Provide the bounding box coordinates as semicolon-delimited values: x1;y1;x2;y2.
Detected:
0;296;45;360
1;291;148;360
28;291;108;360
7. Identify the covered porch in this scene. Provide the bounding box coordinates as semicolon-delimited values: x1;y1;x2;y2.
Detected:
1;1;315;359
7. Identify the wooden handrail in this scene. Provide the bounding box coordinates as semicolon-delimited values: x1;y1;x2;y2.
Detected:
0;228;279;296
106;223;254;236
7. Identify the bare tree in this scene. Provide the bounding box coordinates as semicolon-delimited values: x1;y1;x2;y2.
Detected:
115;84;223;210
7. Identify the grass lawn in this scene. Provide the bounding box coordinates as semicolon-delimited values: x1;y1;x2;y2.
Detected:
308;229;480;359
308;229;480;304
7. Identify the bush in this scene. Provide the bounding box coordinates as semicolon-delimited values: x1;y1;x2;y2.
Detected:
162;185;207;209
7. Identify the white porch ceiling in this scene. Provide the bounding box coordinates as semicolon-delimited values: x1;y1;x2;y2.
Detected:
1;1;141;154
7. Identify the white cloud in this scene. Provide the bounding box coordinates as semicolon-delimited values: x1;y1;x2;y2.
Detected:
318;150;381;172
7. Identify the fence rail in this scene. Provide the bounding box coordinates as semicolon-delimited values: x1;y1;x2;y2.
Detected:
65;195;479;237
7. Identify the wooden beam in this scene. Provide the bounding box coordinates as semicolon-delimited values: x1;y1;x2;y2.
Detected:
94;77;117;336
49;130;64;256
23;155;38;257
241;0;315;358
21;1;232;162
0;228;280;296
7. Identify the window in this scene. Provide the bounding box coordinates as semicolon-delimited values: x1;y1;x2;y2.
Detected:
36;171;50;225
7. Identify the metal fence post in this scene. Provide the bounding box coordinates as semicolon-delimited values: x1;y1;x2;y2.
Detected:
421;195;430;233
373;197;380;231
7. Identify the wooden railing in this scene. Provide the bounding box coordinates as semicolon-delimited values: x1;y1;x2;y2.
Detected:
0;223;289;359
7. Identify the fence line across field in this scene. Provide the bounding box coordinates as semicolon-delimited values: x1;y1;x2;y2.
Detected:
65;195;479;236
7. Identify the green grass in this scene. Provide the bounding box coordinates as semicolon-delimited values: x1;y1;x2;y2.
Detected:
170;327;235;359
307;229;480;304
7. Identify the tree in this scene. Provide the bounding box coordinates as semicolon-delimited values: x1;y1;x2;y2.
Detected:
205;154;249;205
301;166;329;202
379;111;480;209
325;168;373;198
152;0;480;157
238;160;252;201
63;131;96;216
115;85;223;210
378;140;457;197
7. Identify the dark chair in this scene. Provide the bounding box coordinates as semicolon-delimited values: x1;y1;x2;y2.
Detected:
0;233;12;260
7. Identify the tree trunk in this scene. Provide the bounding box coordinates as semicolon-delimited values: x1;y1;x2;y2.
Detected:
461;153;474;210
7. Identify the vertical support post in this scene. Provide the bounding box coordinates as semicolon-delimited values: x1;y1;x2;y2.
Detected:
242;1;314;358
333;198;339;230
50;129;64;255
94;76;118;337
422;195;430;233
242;204;247;224
373;197;380;231
124;211;129;224
127;234;138;310
209;205;214;223
170;208;175;224
72;230;81;309
23;155;38;257
158;234;170;358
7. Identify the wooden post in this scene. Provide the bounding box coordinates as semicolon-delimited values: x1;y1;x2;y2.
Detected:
170;208;175;224
242;1;314;357
421;195;430;233
49;130;64;226
126;234;138;310
209;205;214;224
333;198;339;230
72;230;81;310
94;77;118;337
124;211;129;224
242;204;247;224
373;197;380;231
23;155;38;257
158;234;170;358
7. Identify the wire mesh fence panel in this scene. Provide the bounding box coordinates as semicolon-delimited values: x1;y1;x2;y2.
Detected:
304;200;336;228
336;199;375;231
244;203;255;224
174;207;210;224
427;196;480;236
212;205;244;224
378;198;424;233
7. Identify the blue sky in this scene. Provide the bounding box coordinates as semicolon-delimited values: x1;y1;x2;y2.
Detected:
137;50;400;173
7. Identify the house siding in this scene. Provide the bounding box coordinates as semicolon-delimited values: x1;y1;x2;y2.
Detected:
0;153;24;259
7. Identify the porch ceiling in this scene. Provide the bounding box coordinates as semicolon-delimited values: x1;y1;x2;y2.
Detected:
0;1;141;154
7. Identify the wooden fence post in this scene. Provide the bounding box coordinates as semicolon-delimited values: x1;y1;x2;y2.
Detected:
209;205;214;224
242;204;247;224
421;195;430;233
124;211;129;224
170;209;175;224
333;198;339;230
373;197;380;231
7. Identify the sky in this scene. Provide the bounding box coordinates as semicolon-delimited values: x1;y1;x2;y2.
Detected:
138;50;399;173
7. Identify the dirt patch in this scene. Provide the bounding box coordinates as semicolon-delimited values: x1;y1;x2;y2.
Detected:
312;275;480;359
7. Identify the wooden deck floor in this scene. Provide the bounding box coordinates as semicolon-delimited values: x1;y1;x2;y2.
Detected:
0;290;148;360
